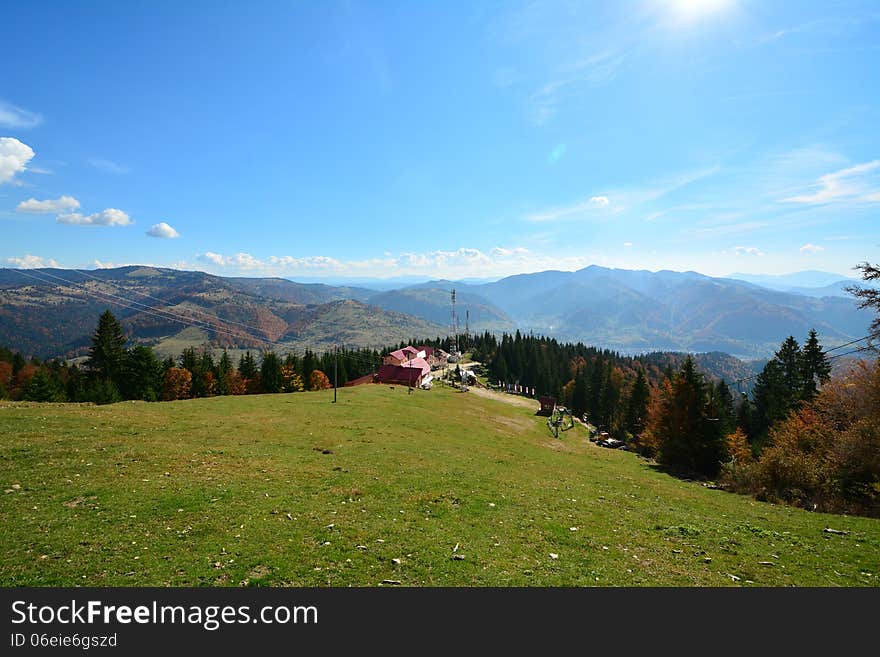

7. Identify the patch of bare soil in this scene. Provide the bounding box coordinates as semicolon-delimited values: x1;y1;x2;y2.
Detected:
468;386;539;411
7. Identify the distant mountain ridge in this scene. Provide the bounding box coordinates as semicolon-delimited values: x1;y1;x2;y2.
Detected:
0;266;445;358
726;270;858;297
396;265;870;359
0;264;871;361
366;281;515;334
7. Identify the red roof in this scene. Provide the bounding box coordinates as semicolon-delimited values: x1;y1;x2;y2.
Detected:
377;364;423;386
402;357;430;375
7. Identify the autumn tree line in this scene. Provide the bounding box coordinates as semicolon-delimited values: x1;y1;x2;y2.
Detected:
0;310;383;404
468;326;878;516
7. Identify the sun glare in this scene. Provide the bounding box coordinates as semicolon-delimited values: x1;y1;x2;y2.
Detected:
670;0;732;22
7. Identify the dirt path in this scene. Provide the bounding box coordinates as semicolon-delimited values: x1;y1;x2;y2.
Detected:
467;385;539;411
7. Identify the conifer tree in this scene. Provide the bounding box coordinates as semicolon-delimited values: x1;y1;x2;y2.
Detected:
87;310;127;385
752;359;788;444
776;336;804;405
571;368;588;418
260;352;283;393
847;261;880;340
656;356;727;478
238;351;258;379
122;345;162;401
625;368;650;435
801;329;831;401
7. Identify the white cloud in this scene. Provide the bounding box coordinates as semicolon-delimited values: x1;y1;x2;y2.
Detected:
799;243;825;253
491;246;529;257
196;246;589;280
733;246;765;256
267;255;344;269
623;242;633;247
146;222;180;238
6;254;59;268
0;101;43;129
526;195;612;222
783;160;880;204
88;158;130;174
0;137;35;185
57;208;132;226
16;195;80;213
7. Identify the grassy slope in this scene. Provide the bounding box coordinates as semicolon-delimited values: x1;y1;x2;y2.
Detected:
1;386;878;587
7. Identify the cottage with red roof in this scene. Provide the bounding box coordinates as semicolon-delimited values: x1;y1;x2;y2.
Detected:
383;345;426;366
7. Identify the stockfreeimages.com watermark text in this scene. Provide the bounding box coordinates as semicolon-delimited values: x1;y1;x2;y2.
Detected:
11;599;318;632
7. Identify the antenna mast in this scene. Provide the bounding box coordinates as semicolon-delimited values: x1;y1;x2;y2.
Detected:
451;288;458;356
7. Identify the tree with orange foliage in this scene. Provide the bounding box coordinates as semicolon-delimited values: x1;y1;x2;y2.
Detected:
162;367;192;401
224;369;246;395
725;428;753;466
13;363;39;398
0;361;12;399
282;364;304;392
309;369;331;390
724;360;880;517
202;371;217;397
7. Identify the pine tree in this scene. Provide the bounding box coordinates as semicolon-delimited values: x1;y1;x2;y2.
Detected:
23;369;64;402
846;261;880;339
776;336;804;405
66;364;86;402
801;329;831;401
735;394;754;442
625;368;650;435
300;350;315;389
656;356;727;478
493;352;509;384
122;345;162;401
752;359;788;445
11;352;25;377
238;351;258;379
217;350;232;395
87;310;127;385
571;368;588;418
713;380;735;437
260;352;283;393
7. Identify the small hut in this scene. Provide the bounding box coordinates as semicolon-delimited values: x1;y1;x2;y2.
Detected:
537;396;556;417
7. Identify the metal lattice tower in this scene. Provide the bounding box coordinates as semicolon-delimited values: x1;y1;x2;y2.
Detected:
451;288;457;355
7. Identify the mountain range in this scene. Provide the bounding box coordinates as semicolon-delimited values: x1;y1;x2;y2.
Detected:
0;265;870;361
379;266;868;359
0;267;445;359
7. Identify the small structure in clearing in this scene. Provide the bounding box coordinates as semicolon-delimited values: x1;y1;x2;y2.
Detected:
537;396;556;417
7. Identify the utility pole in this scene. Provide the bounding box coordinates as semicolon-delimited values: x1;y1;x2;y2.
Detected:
333;345;338;403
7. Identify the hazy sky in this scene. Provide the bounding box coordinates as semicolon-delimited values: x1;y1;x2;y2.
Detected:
1;0;878;280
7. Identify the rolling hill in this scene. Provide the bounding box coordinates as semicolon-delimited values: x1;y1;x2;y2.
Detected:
2;385;877;586
0;266;444;358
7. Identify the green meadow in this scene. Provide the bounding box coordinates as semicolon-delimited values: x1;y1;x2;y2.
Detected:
1;384;878;586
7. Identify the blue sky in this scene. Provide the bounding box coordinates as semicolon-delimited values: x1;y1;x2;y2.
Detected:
1;0;879;281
